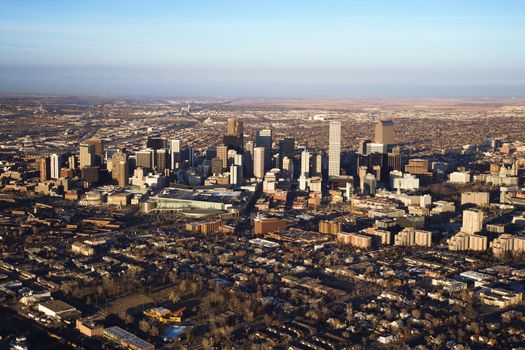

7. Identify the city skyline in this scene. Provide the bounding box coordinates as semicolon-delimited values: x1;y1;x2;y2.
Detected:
1;1;525;97
0;93;524;349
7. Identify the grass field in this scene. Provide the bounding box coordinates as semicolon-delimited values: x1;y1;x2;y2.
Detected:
105;293;154;315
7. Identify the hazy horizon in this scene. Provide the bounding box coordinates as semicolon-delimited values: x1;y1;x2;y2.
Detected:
1;0;524;98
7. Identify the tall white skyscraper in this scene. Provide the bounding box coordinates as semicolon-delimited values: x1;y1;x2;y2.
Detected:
255;128;272;170
230;164;242;186
253;146;266;179
301;149;310;177
234;153;243;167
79;143;95;170
170;139;181;170
328;121;341;177
50;153;61;179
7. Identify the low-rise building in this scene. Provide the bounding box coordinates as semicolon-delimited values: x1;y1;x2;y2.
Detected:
38;299;81;320
394;228;432;247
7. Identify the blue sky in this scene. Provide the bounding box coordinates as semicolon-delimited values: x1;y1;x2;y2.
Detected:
1;0;524;97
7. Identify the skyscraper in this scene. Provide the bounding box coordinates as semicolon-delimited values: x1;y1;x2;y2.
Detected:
111;151;128;186
155;148;168;173
38;156;50;182
224;117;244;152
187;147;195;167
230;164;242;186
282;156;293;179
50;153;61;179
116;160;129;187
81;166;100;184
253;146;266;179
211;158;224;175
313;153;322;176
244;141;254;177
170;139;181;170
136;149;154;171
68;155;76;170
227;117;243;135
279;137;295;159
216;145;228;170
301;150;310;177
374;120;394;145
255;128;272;170
79;143;95;169
388;147;402;171
328;121;341;177
85;138;104;165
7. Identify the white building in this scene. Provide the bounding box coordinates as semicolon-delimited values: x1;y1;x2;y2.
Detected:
366;143;387;154
449;171;471;184
301;149;310;177
229;164;242;186
462;209;484;234
391;171;420;191
169;140;181;170
50;153;61;179
328;121;341;177
253;147;266;179
79;143;95;169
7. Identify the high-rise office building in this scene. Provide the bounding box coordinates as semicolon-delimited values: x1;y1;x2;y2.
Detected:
312;153;322;176
282;156;293;179
38;156;50;182
253;147;266;179
105;148;120;171
279;137;295;159
328;121;341;177
224;117;244;152
85;138;104;166
388;147;402;171
405;158;432;185
170;139;181;170
244;141;254;178
116;161;129;187
155;148;168;172
230;164;242;186
136;149;154;171
227;117;243;136
255;129;272;170
301;150;310;177
216;145;228;170
111;151;128;186
81;166;100;184
374;120;394;145
187;147;195;167
50;153;61;179
68;155;76;170
211;158;224;175
79;143;95;170
227;149;238;167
